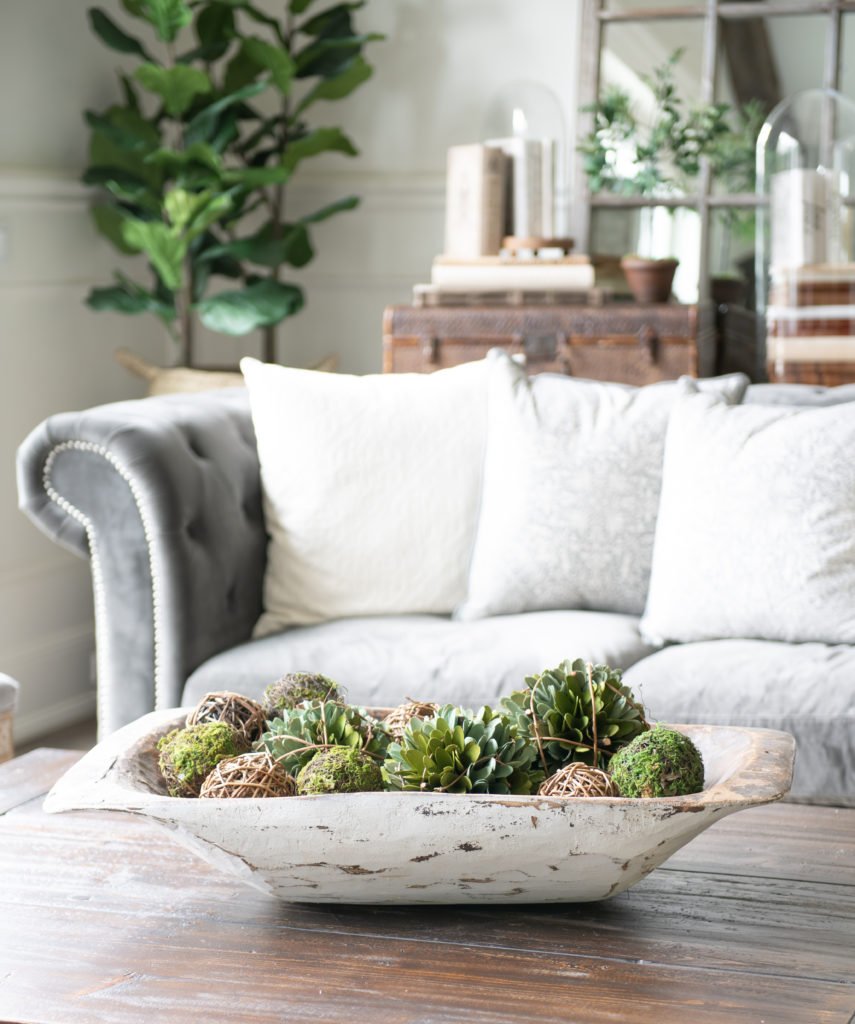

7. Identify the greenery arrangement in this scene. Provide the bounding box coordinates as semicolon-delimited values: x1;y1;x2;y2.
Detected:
159;662;706;800
257;699;391;776
83;0;383;365
579;48;761;199
501;658;648;774
384;704;543;795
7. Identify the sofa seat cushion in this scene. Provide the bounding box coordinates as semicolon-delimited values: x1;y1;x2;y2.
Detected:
182;610;658;712
623;640;855;804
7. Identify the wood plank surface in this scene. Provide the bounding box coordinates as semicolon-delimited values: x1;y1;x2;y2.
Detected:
1;751;853;1024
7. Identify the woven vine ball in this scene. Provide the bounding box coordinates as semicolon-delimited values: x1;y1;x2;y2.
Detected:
199;751;297;799
186;691;268;745
383;699;441;740
538;762;619;798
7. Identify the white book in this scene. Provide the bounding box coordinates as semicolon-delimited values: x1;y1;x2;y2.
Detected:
770;168;836;269
443;144;507;259
430;256;595;292
486;137;544;239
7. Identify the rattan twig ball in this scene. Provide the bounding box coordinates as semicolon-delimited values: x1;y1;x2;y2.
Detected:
186;691;268;745
538;762;619;798
383;698;441;740
199;751;297;799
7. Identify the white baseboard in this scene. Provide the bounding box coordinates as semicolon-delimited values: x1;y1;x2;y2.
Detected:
13;690;96;747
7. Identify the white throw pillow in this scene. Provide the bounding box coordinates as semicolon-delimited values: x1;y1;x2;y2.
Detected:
455;351;748;620
241;357;489;633
640;382;855;645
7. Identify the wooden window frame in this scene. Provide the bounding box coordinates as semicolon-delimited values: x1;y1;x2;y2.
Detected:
576;0;850;300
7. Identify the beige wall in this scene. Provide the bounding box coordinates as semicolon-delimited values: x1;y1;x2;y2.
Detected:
0;0;581;742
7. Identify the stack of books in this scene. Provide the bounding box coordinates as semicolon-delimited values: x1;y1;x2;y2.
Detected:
766;263;855;369
413;254;600;307
415;141;600;307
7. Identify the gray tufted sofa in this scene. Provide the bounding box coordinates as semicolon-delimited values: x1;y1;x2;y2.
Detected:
16;382;855;805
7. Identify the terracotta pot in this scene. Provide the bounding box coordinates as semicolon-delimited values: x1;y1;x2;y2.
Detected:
620;256;679;304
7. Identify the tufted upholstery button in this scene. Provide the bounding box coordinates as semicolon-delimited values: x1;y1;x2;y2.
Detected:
185;436;207;460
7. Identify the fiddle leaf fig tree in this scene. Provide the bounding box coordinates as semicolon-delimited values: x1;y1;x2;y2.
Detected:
84;0;383;364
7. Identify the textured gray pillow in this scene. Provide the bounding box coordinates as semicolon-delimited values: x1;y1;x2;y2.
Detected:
641;383;855;645
455;352;748;620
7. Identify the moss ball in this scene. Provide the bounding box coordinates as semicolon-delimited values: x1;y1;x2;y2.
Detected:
296;745;384;795
157;721;248;798
262;672;344;719
609;726;704;799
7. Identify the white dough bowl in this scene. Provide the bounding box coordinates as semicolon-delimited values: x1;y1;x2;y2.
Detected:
45;708;795;904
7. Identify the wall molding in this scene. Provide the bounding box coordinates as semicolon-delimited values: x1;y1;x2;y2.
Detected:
0;169;445;207
14;689;96;746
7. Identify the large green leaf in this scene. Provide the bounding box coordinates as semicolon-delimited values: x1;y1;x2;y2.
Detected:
135;63;213;117
295;33;381;78
86;275;176;321
85;107;161;154
121;0;192;43
194;3;235;55
87;119;165;193
184;79;267;146
102;177;163;214
200;221;312;268
221;165;293;188
295;55;372;114
170;189;234;240
300;2;364;39
88;8;152;59
144;142;224;176
281;127;357;173
91;204;140;255
242;37;295;94
290;0;315;14
197;278;303;335
121;219;187;291
301;194;359;224
222;47;259;94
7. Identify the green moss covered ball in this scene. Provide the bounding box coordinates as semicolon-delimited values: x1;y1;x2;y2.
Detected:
262;672;344;719
609;726;704;798
296;746;384;795
157;721;248;798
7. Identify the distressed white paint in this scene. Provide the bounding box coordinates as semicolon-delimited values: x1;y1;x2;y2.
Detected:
46;712;795;905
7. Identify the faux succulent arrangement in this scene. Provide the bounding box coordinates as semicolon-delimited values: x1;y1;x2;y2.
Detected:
159;662;705;801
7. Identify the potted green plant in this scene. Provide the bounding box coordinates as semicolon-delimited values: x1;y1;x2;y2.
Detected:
580;49;754;304
83;0;383;366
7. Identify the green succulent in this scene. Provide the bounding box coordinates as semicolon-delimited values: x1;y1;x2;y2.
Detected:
262;672;344;720
256;699;390;777
500;658;648;774
609;726;704;798
384;704;543;795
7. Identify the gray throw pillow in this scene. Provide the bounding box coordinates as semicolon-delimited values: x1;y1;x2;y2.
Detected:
641;382;855;645
455;351;748;620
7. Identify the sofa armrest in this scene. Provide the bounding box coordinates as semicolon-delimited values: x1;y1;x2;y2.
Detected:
16;388;266;736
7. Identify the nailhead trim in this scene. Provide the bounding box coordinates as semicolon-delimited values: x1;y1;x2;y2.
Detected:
42;440;166;732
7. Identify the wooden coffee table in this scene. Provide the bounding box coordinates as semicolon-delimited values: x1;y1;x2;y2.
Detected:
1;749;853;1024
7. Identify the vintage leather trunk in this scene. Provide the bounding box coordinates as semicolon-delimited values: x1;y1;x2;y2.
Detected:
382;303;718;384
